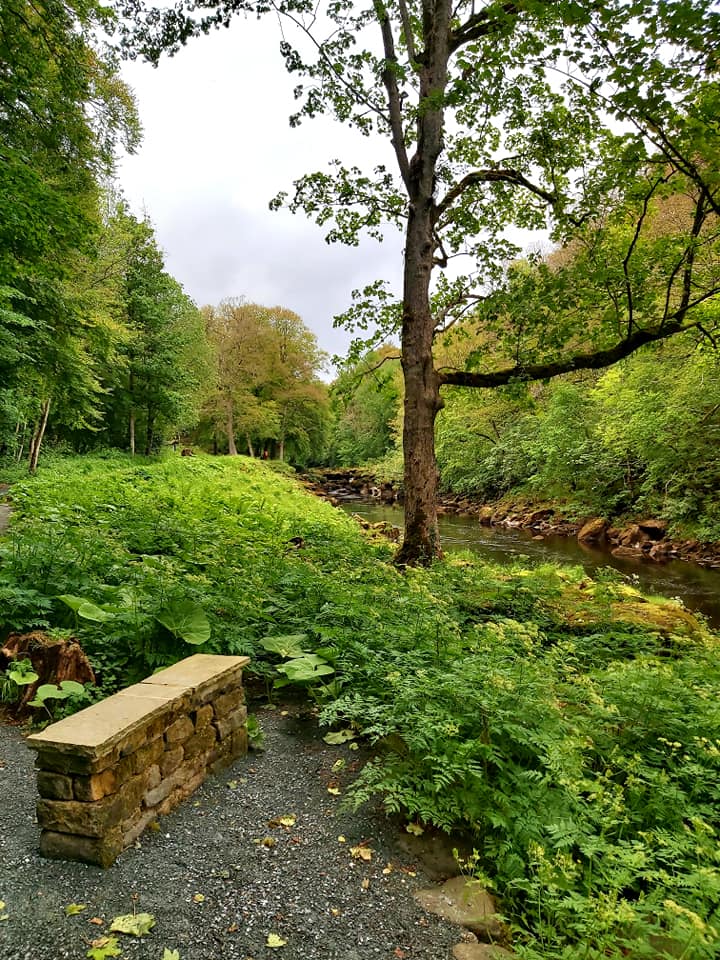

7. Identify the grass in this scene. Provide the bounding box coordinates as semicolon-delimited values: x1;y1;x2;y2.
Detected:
1;451;719;958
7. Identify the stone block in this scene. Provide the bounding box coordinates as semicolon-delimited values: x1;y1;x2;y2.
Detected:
214;706;248;741
183;726;216;761
122;808;158;848
74;768;118;803
117;725;149;757
230;728;248;759
145;764;161;792
208;739;234;774
214;688;244;719
37;794;121;838
193;704;214;730
143;776;175;809
35;748;115;777
37;771;74;801
39;828;123;868
159;745;184;777
165;716;194;744
146;654;249;698
132;736;165;773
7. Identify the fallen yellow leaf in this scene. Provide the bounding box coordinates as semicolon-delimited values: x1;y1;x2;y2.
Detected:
266;932;287;948
327;786;341;796
337;835;346;843
192;893;205;903
350;845;373;862
361;878;370;890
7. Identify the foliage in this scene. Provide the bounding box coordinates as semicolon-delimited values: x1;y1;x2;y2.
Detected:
125;0;720;561
329;348;402;466
201;299;329;464
2;454;719;957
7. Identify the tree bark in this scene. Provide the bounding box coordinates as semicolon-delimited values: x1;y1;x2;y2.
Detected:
246;434;255;457
28;398;51;475
144;410;155;456
393;0;450;565
129;372;136;455
226;401;238;455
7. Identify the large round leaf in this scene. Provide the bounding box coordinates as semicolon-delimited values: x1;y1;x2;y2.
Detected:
155;601;211;645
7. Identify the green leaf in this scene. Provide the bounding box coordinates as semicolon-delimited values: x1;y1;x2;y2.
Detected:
87;937;122;960
260;634;308;658
64;903;87;916
276;654;334;683
57;594;114;622
323;728;356;744
155;601;211;645
109;912;156;936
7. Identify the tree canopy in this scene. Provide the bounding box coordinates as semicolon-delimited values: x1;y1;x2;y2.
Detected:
125;0;720;561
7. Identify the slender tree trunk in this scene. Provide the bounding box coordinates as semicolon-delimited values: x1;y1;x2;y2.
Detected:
144;410;155;456
278;437;285;462
246;435;255;457
212;431;218;456
129;373;136;455
28;398;51;475
226;402;238;456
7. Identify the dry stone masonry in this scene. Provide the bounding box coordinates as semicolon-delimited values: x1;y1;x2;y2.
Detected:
26;653;250;867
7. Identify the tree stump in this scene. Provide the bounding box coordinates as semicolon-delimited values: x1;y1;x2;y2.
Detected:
0;632;95;714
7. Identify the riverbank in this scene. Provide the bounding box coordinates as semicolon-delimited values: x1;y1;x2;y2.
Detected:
304;469;720;569
2;454;719;959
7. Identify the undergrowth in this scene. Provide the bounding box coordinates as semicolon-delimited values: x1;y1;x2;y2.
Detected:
1;453;718;958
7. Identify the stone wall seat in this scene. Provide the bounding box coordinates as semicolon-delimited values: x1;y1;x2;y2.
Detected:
26;653;250;867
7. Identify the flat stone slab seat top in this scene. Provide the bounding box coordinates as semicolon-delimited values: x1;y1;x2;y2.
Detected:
25;654;250;867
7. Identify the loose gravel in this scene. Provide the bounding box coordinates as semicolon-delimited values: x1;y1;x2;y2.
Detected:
0;704;466;960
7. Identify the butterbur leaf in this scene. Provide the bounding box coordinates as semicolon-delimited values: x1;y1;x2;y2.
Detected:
109;912;156;936
87;936;122;959
260;635;307;658
266;933;287;948
277;654;334;683
323;729;356;744
155;601;210;645
65;903;87;916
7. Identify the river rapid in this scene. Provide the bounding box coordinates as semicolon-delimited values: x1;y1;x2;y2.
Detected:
341;499;720;629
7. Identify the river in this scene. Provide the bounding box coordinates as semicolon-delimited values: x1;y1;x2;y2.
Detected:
340;499;720;628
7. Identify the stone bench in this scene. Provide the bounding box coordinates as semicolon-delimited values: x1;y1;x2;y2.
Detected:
26;653;250;867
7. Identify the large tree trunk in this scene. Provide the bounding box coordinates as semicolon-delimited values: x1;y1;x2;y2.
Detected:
395;208;444;565
394;2;450;565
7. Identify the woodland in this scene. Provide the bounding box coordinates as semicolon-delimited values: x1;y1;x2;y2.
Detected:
1;1;720;957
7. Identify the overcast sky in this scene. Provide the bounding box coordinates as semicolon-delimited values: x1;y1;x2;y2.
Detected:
118;16;404;368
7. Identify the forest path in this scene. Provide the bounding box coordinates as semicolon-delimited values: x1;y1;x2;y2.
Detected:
0;703;476;960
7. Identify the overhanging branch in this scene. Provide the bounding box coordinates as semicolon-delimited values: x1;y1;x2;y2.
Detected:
435;167;556;220
438;321;696;388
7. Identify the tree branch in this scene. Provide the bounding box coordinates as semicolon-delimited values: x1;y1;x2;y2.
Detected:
434;167;556;221
374;2;412;189
397;0;418;65
449;1;522;54
438;320;700;389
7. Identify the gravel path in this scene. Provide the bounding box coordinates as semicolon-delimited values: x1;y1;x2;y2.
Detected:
0;705;466;960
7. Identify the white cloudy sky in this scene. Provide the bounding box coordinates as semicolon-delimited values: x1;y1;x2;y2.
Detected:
118;16;404;365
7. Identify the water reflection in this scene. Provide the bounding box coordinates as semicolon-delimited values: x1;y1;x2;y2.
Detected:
341;500;720;628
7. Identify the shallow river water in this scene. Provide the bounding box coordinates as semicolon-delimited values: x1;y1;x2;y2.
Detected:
341;499;720;628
